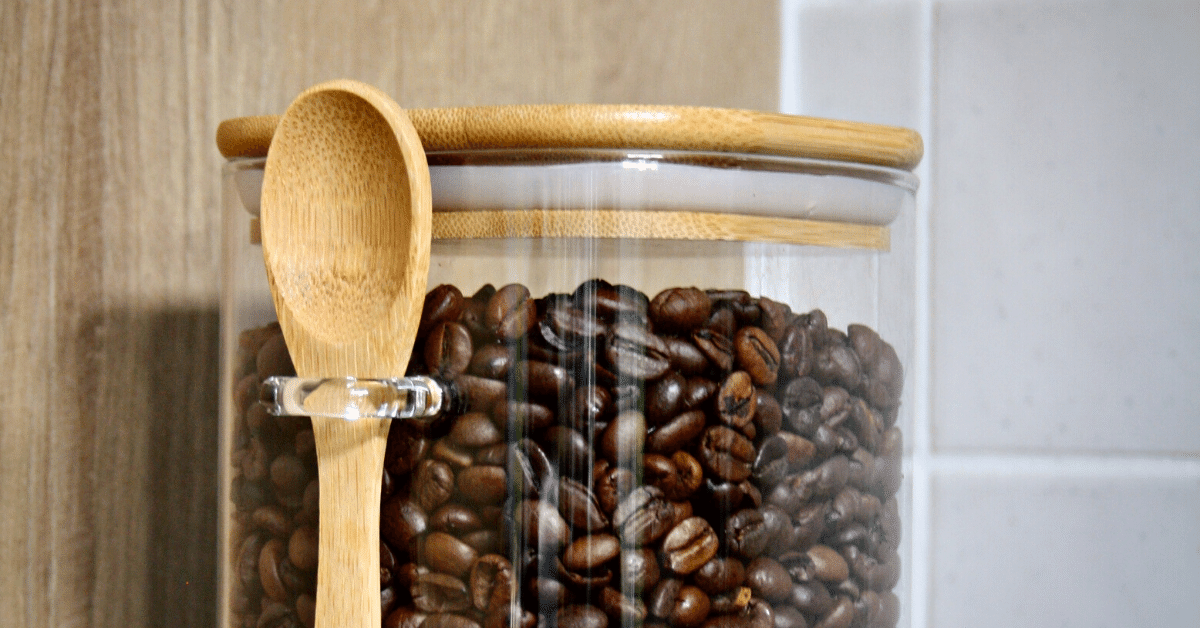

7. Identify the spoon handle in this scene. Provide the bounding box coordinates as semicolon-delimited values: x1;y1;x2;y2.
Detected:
312;417;390;628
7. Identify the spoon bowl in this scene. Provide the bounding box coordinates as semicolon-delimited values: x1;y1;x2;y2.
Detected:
260;79;431;628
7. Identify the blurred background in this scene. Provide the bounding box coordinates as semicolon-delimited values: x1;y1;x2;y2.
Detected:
1;1;1196;627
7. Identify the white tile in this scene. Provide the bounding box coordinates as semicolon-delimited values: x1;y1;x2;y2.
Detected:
793;0;926;128
930;473;1200;627
931;0;1200;453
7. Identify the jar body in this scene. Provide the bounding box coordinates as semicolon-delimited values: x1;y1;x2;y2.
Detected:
219;151;915;628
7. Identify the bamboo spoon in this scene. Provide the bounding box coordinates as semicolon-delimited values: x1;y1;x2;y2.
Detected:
259;80;431;628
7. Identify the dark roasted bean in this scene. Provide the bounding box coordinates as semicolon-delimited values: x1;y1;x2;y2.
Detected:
661;516;719;574
558;478;609;531
606;323;671;380
613;486;674;547
486;284;536;341
423;531;478;579
425;322;473;378
468;554;513;614
745;557;792;603
726;508;771;559
698;426;755;482
650;287;712;335
562;534;620;572
420;285;466;339
412;572;471;613
717;371;758;429
556;604;609;628
646;410;706;454
619;548;661;594
694;557;746;595
735;327;780;387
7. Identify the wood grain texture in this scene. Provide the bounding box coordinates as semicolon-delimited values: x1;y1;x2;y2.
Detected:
0;1;778;627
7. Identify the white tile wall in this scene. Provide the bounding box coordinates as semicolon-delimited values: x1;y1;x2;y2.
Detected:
782;0;1200;626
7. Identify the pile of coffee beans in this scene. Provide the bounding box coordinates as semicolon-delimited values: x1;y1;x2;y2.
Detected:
228;280;904;628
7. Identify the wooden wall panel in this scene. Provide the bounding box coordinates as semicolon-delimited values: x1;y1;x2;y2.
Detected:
0;1;778;626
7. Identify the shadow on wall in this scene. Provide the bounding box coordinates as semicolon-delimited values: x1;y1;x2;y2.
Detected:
117;307;220;627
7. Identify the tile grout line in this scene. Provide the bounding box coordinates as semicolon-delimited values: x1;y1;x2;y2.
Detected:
910;0;936;627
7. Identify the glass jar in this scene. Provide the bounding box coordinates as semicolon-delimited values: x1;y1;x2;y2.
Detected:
217;105;921;628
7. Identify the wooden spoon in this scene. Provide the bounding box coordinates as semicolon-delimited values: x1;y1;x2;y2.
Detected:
259;80;431;628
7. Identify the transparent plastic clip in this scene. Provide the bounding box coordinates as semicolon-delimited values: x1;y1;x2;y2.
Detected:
260;375;452;421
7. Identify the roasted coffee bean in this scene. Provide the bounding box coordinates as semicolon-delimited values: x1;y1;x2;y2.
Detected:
649;287;712;335
758;505;794;551
557;558;615;590
666;451;704;501
384;607;427;628
556;604;609;628
789;581;833;616
452;375;507;413
412;572;471;613
568;385;613;433
425;322;473;378
430;438;475;469
380;498;426;555
486;284;536;341
526;577;572;608
692;329;734;373
539;303;605;351
462;529;504;556
790;545;849;583
735;327;780;387
594;464;636;514
468;554;513;613
848;324;903;410
753;435;790;487
252;504;291;539
599;586;648;624
544;426;593;483
380;542;398;589
599;410;646;464
516;499;569;553
257;333;296;378
613;486;674;547
269;454;308;499
705;306;737;339
646;410;706;454
494;400;554;432
558;478;609;531
646;372;687;425
668;585;712;628
562;534;620;572
779;323;815;381
448;412;503;449
726;508;770;559
423;532;479;579
780;377;823;436
773;605;809;628
422;614;481;628
606;323;671;380
664;336;710;376
287;525;317;572
259;538;289;602
699;426;755;482
619;548;661;594
413;460;455;512
694;557;746;595
516;360;573;399
420;285;466;339
812;597;854;628
812;340;862;391
717;371;757;429
661;516;719;574
468;344;513;379
745;557;792;603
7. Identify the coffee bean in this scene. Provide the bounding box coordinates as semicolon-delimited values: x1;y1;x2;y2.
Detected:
594;464;636;514
726;508;770;559
412;572;471;613
544;426;593;484
493;400;554;432
599;410;646;464
613;486;674;547
664;336;710;376
259;537;289;602
287;525;317;571
698;426;755;482
735;327;780;387
694;557;746;595
425;322;473;378
452;374;506;413
422;614;481;628
599;586;648;625
558;478;609;531
606;323;671;380
692;329;734;373
468;554;513;614
661;517;719;574
556;604;608;628
646;410;706;454
773;605;808;628
413;460;456;512
668;585;712;628
562;534;620;572
430;438;475;469
423;532;478;579
649;287;712;335
745;557;792;603
384;607;427;628
812;597;854;628
619;548;661;594
257;333;296;378
645;372;687;425
380;498;426;555
486;284;536;341
717;371;757;429
448;412;503;449
468;344;513;379
516;499;569;553
420;285;466;339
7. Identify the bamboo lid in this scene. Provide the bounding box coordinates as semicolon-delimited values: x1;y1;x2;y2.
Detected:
217;105;922;170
